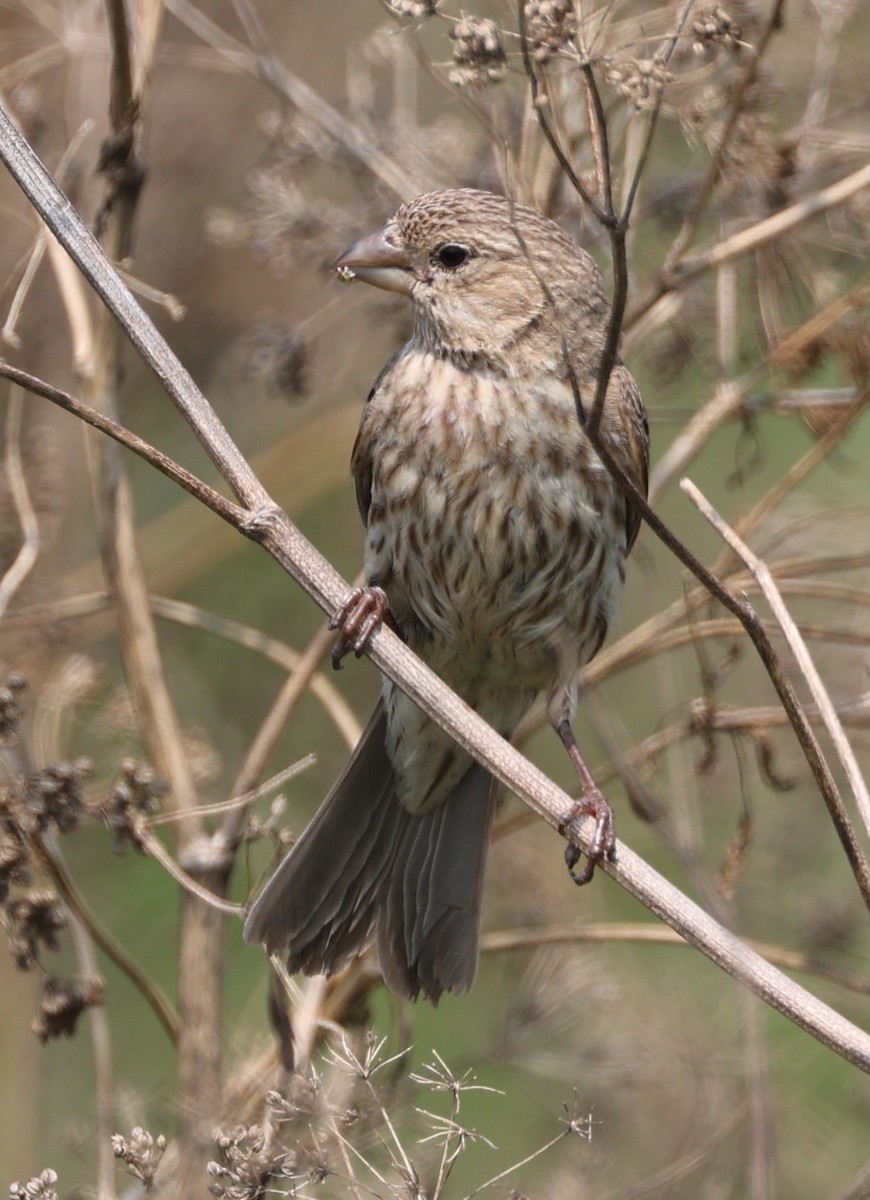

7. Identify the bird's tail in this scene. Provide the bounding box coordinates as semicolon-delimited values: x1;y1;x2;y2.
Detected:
243;703;496;1002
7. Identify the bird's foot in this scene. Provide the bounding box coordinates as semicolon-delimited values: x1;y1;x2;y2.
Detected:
559;788;616;886
330;586;389;669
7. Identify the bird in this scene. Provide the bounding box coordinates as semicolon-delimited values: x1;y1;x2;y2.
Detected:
244;188;649;1003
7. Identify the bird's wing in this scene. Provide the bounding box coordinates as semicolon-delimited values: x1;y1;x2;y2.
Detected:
609;364;650;552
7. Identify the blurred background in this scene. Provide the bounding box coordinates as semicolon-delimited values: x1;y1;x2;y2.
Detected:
1;1;869;1196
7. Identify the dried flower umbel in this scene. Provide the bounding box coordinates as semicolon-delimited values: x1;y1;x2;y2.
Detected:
9;1168;58;1200
449;16;507;88
112;1126;167;1188
605;56;672;110
239;322;310;401
388;0;439;16
98;759;166;853
32;974;104;1043
0;672;26;745
0;825;29;903
523;0;577;62
692;6;743;54
11;759;93;837
208;1125;295;1200
6;889;66;969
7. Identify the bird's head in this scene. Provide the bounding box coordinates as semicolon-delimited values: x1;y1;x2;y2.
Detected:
335;189;607;370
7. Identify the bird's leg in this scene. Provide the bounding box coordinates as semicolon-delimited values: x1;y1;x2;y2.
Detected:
330;585;391;668
555;718;616;885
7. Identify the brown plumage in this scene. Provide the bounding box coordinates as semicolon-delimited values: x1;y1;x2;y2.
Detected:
244;189;649;1002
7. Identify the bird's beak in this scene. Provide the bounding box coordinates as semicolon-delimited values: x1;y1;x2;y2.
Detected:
334;220;413;295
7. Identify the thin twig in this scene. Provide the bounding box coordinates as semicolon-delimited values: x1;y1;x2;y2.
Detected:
33;834;180;1044
220;612;359;849
660;0;787;271
481;923;870;997
63;905;117;1200
517;2;605;221
0;388;39;619
134;822;245;915
166;0;418;201
0;362;246;524
631;159;870;326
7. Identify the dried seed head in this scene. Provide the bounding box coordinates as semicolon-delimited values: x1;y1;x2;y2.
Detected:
239;323;310;402
112;1126;167;1187
0;829;30;903
691;6;743;55
0;672;26;745
449;16;507;89
523;0;577;62
605;56;672;110
98;759;166;854
9;1169;58;1200
6;889;66;969
32;974;104;1042
208;1124;295;1200
388;0;439;16
13;759;93;837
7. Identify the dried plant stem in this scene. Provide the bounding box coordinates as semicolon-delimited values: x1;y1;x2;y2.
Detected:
481;923;870;996
517;2;603;220
663;0;787;271
633;159;870;326
166;0;417;201
220;610;360;849
621;0;698;223
99;0;224;1187
0;388;39;619
464;1127;571;1199
682;479;870;838
33;834;179;1042
3;105;870;1072
64;905;117;1200
650;282;869;501
134;824;243;914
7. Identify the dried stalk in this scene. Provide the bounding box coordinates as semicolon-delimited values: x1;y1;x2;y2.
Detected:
0;388;39;618
632;160;870;327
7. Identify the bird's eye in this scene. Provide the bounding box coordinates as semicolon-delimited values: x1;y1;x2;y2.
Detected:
433;243;471;270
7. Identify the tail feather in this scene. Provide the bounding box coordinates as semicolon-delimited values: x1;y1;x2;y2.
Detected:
244;705;399;970
378;762;495;1002
244;704;496;1002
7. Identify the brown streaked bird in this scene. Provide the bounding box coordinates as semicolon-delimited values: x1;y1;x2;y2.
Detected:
244;188;649;1002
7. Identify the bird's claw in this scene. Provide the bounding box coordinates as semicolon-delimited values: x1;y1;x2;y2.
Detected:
559;789;616;886
330;586;389;669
